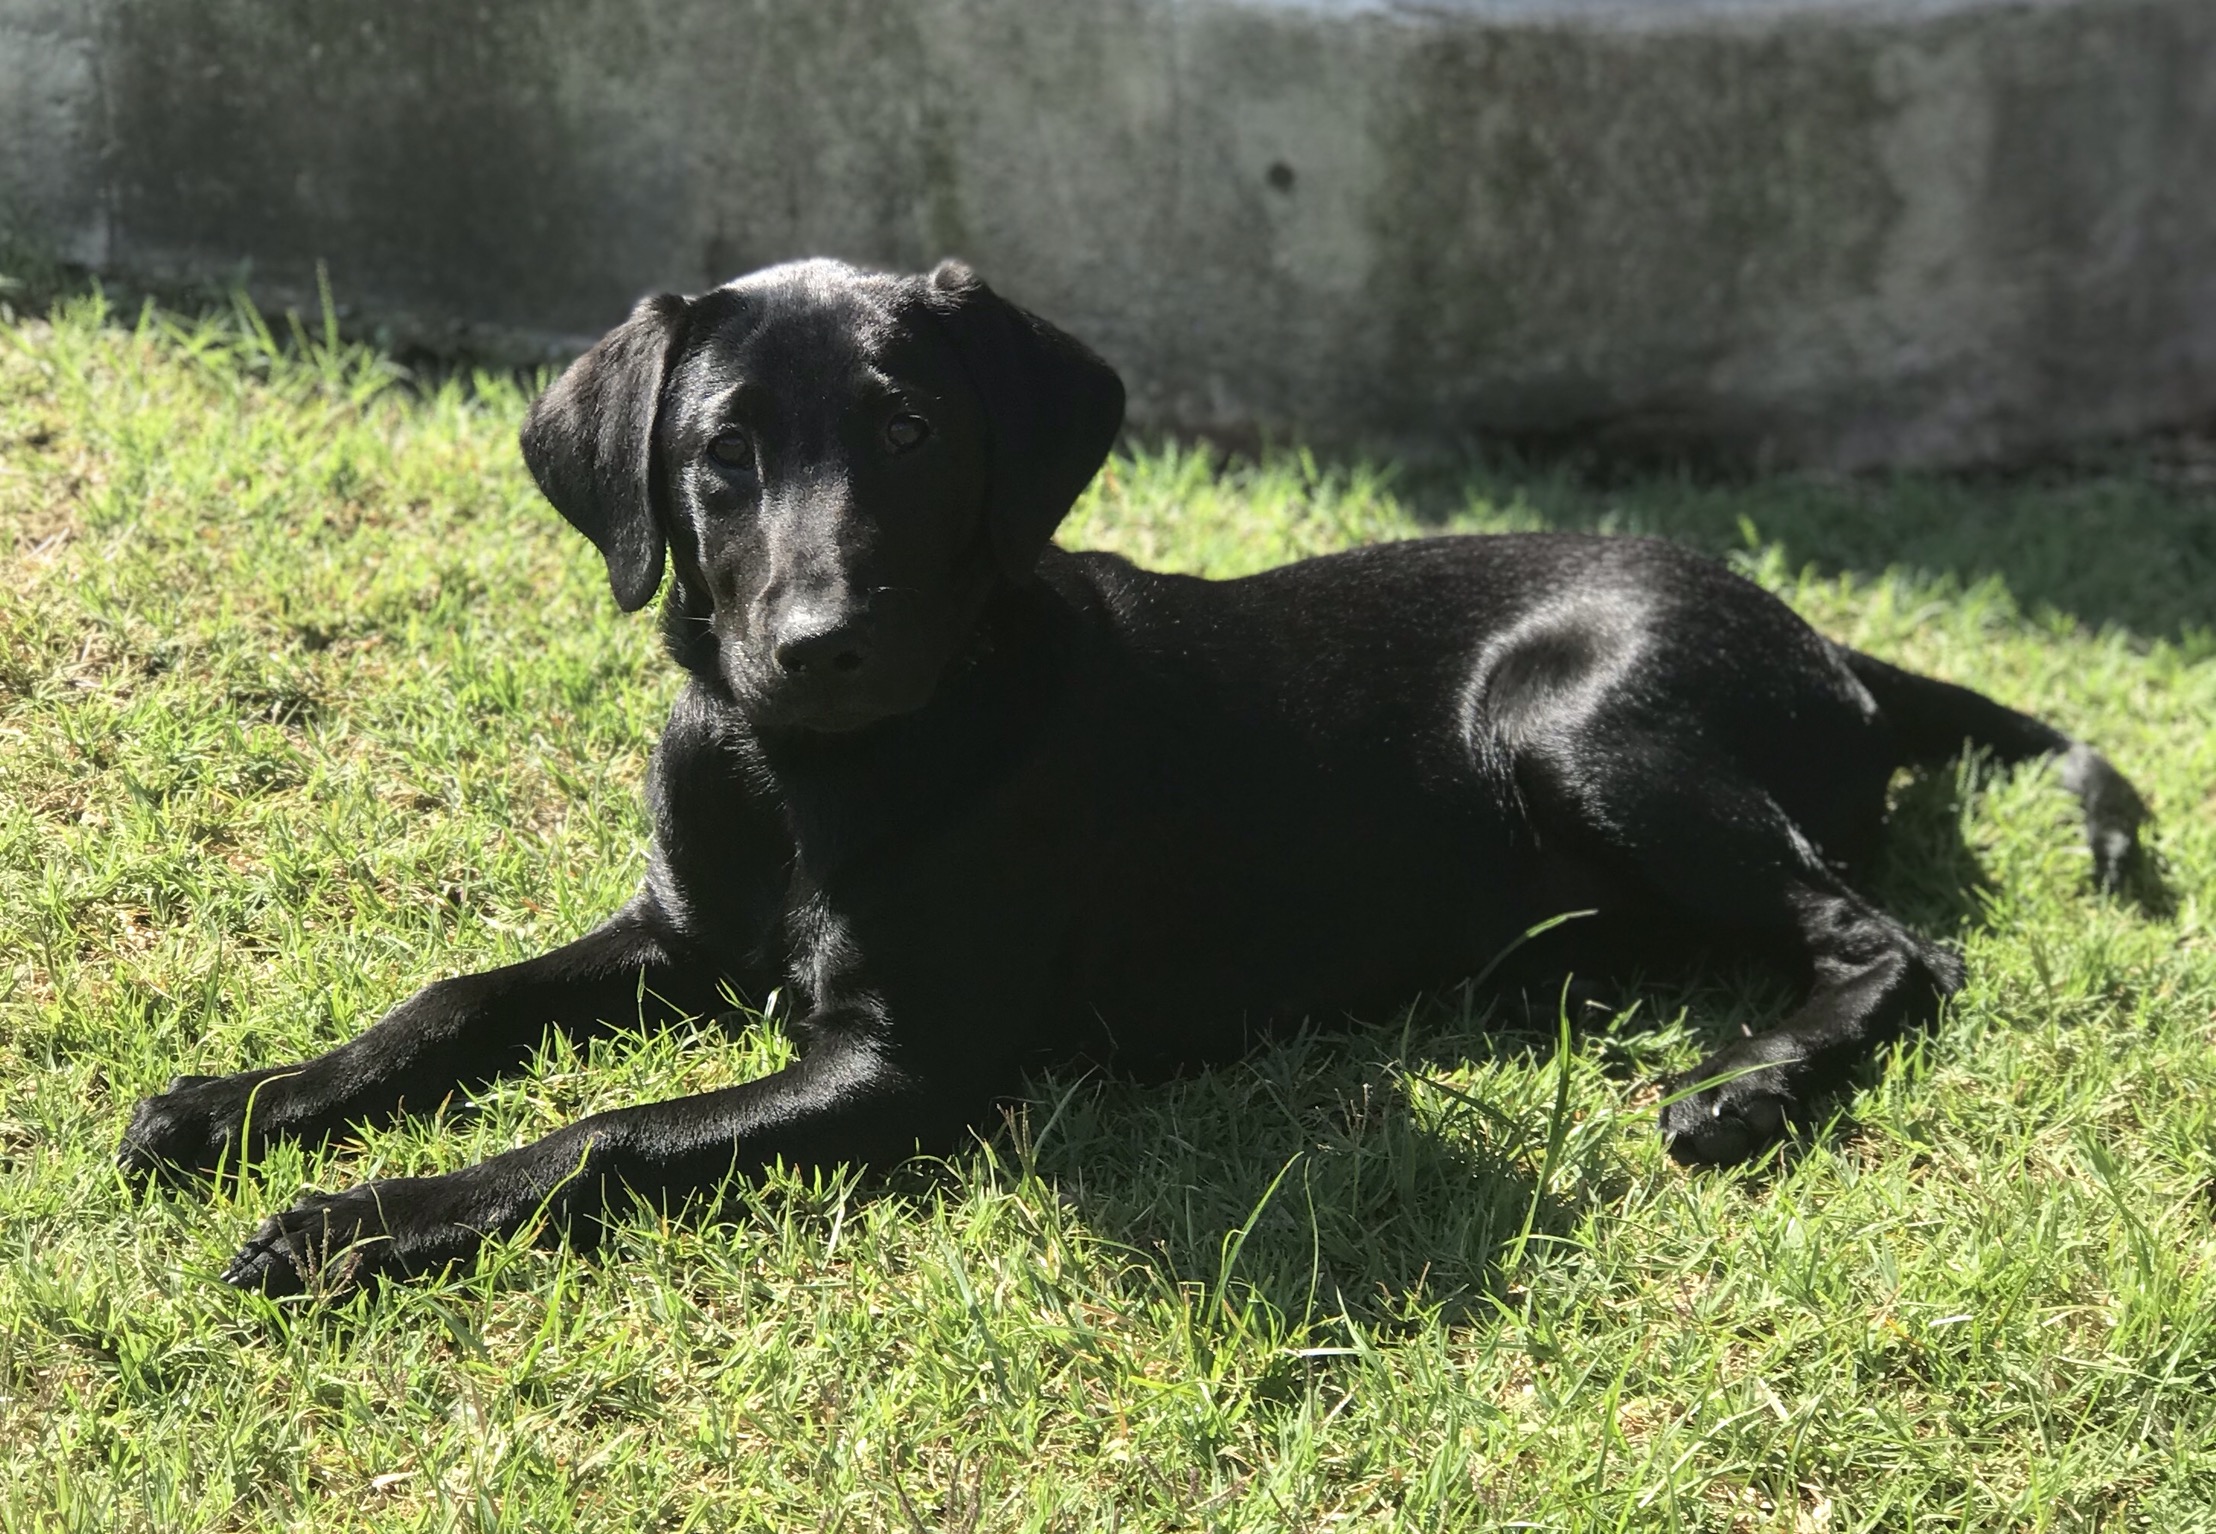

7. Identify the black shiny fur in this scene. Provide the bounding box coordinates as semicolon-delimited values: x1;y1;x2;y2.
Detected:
120;260;2148;1297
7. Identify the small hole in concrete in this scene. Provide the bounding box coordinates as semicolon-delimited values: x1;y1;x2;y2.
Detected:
1266;161;1296;193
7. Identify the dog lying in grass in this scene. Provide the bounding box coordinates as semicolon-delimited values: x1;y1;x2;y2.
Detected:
120;259;2148;1297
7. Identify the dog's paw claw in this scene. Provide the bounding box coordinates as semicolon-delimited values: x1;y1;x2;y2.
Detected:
222;1217;306;1296
119;1085;237;1188
223;1189;382;1299
222;1179;475;1301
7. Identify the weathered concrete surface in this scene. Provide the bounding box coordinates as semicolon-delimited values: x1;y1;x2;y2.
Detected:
2;0;2211;466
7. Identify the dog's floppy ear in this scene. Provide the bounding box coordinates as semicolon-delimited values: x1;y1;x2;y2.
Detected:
921;261;1124;579
520;292;691;612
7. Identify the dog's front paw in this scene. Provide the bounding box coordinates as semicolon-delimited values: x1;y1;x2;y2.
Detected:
223;1177;481;1298
118;1068;302;1186
1658;1045;1804;1167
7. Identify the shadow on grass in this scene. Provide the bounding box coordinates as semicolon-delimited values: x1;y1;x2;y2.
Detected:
1018;1014;1594;1337
1011;758;2058;1331
1403;444;2216;645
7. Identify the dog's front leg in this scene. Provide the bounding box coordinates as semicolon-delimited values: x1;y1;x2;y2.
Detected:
119;896;737;1183
219;1015;990;1297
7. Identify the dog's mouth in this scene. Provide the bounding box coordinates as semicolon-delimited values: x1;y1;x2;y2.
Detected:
729;656;941;736
767;697;905;734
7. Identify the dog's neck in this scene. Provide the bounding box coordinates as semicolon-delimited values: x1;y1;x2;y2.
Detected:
708;571;1076;879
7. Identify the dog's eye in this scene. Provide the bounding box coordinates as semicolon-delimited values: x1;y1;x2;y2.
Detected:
706;430;754;471
885;413;931;453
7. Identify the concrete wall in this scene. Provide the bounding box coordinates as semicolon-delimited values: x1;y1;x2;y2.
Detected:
3;0;2212;467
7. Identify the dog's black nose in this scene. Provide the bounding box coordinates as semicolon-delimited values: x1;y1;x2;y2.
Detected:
773;620;873;677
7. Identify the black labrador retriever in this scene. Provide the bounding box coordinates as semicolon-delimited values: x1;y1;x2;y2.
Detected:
120;259;2148;1296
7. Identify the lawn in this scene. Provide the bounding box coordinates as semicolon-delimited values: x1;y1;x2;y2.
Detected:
1;289;2213;1532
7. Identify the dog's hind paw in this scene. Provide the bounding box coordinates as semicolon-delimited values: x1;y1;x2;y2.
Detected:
1657;1049;1803;1167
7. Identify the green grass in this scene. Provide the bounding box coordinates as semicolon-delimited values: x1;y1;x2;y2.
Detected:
1;289;2213;1532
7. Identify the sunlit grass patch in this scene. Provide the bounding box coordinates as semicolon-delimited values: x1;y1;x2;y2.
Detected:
1;290;2213;1529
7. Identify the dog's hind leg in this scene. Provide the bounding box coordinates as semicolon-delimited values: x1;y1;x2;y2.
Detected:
1518;741;1962;1166
1842;647;2147;892
118;895;734;1183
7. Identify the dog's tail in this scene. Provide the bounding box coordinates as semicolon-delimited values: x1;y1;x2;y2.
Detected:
1840;647;2147;892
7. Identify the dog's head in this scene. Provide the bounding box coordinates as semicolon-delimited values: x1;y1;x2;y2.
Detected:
521;259;1124;732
